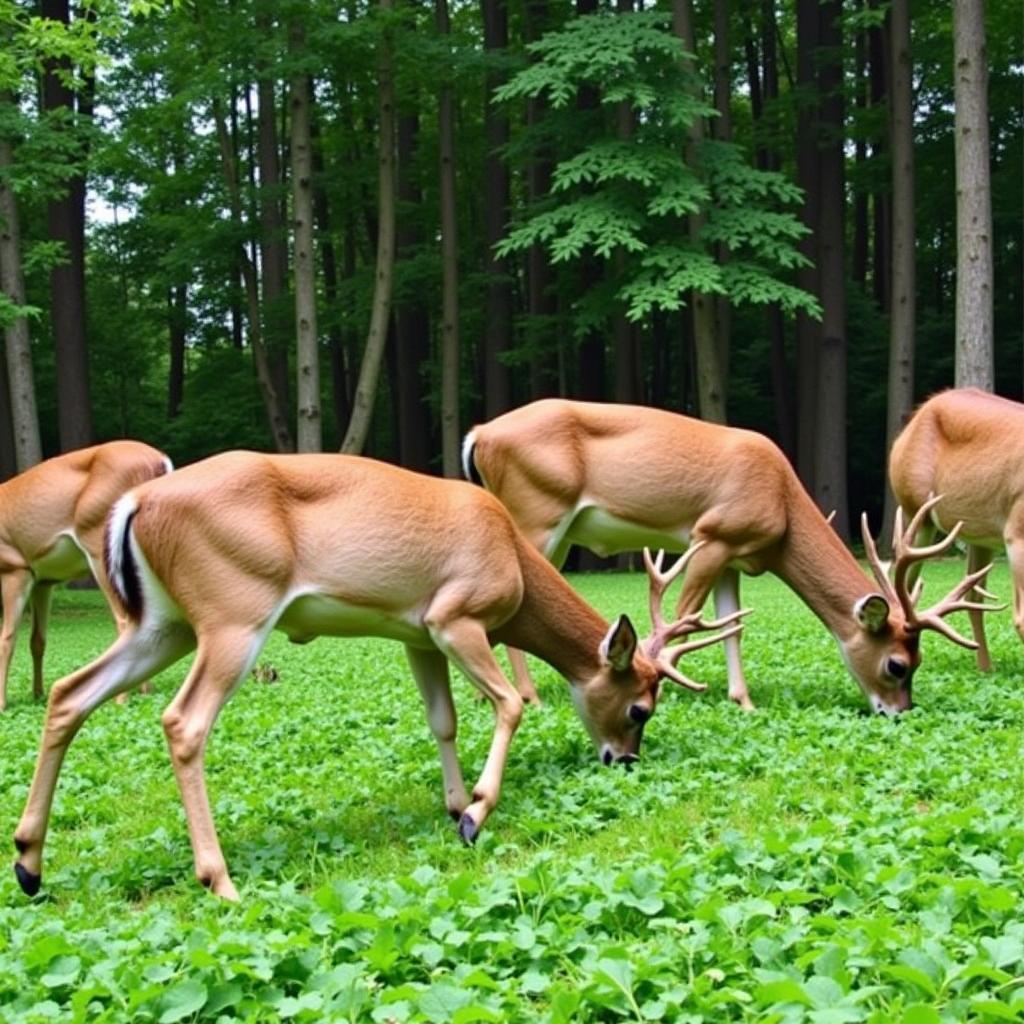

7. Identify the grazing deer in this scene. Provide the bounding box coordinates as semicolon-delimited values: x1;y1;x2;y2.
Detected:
890;387;1020;672
0;441;172;710
463;399;999;713
12;451;743;901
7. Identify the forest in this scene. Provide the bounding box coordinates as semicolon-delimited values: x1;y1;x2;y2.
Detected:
0;0;1021;536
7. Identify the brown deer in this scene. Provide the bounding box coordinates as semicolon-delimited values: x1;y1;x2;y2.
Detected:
12;451;743;900
0;441;172;709
890;388;1019;672
464;399;999;713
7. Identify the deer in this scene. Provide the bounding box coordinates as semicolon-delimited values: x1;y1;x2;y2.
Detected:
0;440;172;710
463;399;1001;714
889;387;1021;672
12;450;745;901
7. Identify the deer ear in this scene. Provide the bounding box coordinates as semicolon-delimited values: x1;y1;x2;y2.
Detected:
854;594;890;634
601;615;638;672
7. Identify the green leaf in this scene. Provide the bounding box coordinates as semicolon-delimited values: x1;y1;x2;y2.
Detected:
157;980;208;1023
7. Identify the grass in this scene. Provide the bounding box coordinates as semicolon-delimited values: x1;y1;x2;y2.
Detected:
0;561;1022;1022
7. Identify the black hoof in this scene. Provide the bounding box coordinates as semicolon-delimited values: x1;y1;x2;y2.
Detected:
14;862;40;896
458;813;479;845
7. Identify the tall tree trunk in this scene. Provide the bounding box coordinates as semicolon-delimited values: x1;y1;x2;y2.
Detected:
394;113;432;472
812;0;849;538
953;0;993;389
525;0;558;399
712;0;732;394
482;0;512;418
794;0;821;491
167;285;186;419
256;18;293;427
436;0;461;475
341;0;396;455
881;0;916;544
290;26;321;453
310;93;350;443
852;13;869;288
42;0;92;451
673;0;725;423
0;130;42;470
869;16;889;310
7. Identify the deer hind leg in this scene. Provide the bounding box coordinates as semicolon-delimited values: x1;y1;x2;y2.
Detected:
13;620;194;895
161;626;265;902
713;567;754;711
29;583;55;701
966;544;995;672
405;645;471;819
671;537;733;704
426;615;524;845
0;568;34;712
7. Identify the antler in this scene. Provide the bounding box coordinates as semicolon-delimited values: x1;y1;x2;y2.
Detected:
860;494;1005;649
642;545;751;691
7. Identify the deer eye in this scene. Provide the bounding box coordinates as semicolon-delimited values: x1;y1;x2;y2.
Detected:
886;657;909;680
628;703;651;725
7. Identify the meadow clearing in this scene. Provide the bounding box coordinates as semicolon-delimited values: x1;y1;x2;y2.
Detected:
0;561;1021;1023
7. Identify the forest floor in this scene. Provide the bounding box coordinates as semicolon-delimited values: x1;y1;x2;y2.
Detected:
0;563;1022;1022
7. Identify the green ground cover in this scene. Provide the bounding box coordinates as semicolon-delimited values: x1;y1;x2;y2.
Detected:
0;562;1021;1022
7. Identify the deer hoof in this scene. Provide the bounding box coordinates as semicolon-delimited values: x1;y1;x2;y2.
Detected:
458;813;479;845
14;861;40;896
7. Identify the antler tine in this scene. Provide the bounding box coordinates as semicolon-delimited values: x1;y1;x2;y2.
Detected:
889;495;965;620
643;543;706;639
910;557;1006;645
662;620;747;661
658;662;708;692
860;512;899;604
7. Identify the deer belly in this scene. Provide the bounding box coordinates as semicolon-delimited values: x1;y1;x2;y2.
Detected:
31;534;90;583
276;593;427;646
566;506;691;558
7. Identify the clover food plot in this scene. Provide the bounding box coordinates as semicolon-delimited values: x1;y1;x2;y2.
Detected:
0;563;1021;1023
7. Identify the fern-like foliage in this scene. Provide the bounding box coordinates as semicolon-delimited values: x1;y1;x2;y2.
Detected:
497;10;819;331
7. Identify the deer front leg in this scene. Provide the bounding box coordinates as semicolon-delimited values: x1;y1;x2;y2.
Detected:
427;617;524;845
713;567;754;711
506;648;541;705
0;568;34;712
967;544;994;672
405;645;471;819
29;583;54;701
161;628;262;901
14;622;193;895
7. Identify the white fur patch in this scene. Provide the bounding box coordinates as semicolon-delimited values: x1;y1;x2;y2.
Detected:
460;430;478;483
161;456;174;476
105;492;139;608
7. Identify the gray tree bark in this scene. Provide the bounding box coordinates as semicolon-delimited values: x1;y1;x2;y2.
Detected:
436;0;461;476
953;0;994;389
0;131;42;469
881;0;916;546
341;0;396;455
290;25;321;453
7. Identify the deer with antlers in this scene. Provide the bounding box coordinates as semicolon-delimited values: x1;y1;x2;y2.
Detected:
0;441;172;710
464;399;1001;713
12;451;743;900
890;388;1018;671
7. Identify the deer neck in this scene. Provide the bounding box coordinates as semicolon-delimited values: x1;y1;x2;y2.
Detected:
771;483;874;643
492;541;608;683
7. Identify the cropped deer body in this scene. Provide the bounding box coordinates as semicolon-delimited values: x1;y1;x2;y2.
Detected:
464;399;997;713
890;388;1024;671
13;451;743;900
0;441;172;709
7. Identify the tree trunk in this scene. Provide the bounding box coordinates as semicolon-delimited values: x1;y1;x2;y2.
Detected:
852;14;869;288
953;0;994;389
0;355;16;481
524;0;558;399
42;0;92;452
482;0;513;418
0;130;42;470
881;0;916;546
794;0;821;492
167;285;186;419
256;19;293;427
712;0;732;395
394;113;432;473
341;0;396;455
310;93;350;443
436;0;461;475
290;24;321;453
812;0;849;538
673;0;725;423
870;16;889;311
